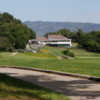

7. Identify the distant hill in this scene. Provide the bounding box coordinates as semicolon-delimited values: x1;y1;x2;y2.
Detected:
24;21;100;36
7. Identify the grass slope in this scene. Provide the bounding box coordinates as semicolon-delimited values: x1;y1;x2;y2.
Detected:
0;74;69;100
0;46;100;77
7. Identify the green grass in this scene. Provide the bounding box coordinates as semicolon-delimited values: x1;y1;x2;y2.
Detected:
0;46;100;77
70;48;100;57
0;74;69;100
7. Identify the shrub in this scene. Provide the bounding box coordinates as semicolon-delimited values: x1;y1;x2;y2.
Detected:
63;50;75;57
16;49;25;53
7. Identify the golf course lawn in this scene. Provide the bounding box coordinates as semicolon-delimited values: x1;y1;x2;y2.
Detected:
0;46;100;77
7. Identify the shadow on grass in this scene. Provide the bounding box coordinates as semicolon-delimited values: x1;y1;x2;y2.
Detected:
0;74;59;100
4;72;100;100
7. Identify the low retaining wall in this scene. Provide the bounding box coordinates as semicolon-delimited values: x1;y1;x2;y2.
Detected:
0;65;100;82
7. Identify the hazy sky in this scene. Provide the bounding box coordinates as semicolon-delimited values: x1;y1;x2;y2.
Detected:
0;0;100;23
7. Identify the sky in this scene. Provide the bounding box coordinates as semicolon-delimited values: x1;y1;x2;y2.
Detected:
0;0;100;23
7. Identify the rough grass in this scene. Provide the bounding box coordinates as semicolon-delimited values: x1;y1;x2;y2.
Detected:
0;46;100;77
0;74;69;100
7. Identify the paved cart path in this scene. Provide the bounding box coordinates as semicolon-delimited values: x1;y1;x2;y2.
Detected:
0;67;100;100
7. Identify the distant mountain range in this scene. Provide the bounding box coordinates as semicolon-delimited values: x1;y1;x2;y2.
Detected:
24;21;100;36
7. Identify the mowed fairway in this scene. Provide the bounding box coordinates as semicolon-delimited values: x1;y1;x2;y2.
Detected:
0;46;100;77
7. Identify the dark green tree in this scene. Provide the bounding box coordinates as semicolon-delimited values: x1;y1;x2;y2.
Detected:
0;12;36;51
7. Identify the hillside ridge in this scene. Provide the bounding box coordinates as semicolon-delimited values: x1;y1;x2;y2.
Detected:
24;21;100;36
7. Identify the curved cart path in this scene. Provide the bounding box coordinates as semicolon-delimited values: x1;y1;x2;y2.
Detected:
0;67;100;100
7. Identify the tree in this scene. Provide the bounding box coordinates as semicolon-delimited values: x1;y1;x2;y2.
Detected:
78;31;100;52
57;29;72;37
0;12;36;51
45;29;73;38
75;29;85;42
0;37;12;51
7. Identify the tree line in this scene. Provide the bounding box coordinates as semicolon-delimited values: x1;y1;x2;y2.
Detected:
0;12;36;51
1;12;100;53
45;29;100;52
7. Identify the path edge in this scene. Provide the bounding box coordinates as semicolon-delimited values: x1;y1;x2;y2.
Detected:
0;65;100;82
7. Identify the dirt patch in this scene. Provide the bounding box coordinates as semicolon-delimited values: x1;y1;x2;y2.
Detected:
11;52;18;56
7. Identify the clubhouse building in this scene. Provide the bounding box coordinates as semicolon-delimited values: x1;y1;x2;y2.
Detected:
29;34;72;47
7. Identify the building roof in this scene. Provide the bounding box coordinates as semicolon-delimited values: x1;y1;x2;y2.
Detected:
32;35;70;42
36;36;48;41
48;34;68;40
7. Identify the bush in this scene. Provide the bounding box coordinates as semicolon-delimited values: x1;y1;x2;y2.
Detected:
16;49;25;53
63;50;75;57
